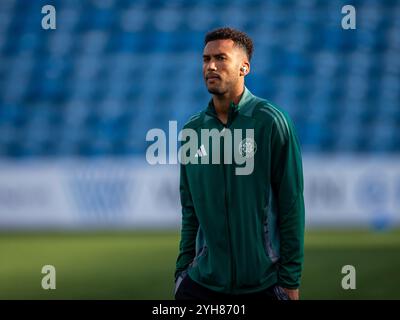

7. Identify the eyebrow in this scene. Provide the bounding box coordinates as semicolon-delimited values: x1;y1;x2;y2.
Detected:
203;53;228;59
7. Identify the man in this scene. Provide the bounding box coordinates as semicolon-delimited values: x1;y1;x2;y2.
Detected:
174;27;305;300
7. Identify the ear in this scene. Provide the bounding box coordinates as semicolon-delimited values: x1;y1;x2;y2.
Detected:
240;62;250;76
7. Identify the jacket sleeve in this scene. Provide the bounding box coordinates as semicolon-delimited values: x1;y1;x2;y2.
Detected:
270;113;305;289
175;162;199;281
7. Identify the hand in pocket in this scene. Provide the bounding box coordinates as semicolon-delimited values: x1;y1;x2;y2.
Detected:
273;285;294;300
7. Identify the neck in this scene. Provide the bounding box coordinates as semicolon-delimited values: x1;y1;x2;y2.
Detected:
212;85;245;122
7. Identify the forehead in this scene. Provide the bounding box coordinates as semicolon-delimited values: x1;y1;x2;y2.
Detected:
203;39;239;56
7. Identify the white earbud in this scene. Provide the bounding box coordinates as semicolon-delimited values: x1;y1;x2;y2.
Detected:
241;66;247;73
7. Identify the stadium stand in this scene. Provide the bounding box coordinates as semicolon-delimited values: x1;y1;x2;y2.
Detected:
0;0;399;156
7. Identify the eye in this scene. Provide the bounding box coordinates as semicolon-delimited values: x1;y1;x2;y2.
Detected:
217;56;226;61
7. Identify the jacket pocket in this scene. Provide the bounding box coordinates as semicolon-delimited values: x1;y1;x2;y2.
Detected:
190;245;208;269
261;203;280;264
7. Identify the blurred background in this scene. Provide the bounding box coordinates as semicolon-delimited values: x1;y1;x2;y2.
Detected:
0;0;399;299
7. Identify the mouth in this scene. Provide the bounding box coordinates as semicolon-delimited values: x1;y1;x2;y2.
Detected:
206;74;221;81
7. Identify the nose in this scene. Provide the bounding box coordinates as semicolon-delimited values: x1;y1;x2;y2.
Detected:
207;61;217;71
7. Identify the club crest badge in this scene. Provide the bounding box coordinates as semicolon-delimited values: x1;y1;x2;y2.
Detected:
238;138;257;158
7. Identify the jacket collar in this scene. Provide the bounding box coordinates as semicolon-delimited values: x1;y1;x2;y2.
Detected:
206;86;254;116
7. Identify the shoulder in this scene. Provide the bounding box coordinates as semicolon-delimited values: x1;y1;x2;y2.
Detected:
253;99;290;123
182;111;204;130
252;98;293;141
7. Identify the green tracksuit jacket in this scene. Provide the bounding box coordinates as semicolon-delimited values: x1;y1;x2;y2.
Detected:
175;87;305;294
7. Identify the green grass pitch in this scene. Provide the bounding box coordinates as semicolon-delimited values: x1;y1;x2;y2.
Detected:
0;229;399;299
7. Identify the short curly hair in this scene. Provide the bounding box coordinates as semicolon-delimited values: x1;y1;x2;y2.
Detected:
204;27;254;61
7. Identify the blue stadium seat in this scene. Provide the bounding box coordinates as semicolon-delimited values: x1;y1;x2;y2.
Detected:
0;0;399;156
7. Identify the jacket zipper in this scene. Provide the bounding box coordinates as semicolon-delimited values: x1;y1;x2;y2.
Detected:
207;107;237;292
221;123;235;292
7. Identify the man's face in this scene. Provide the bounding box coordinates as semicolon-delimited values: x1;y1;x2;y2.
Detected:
203;39;245;96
